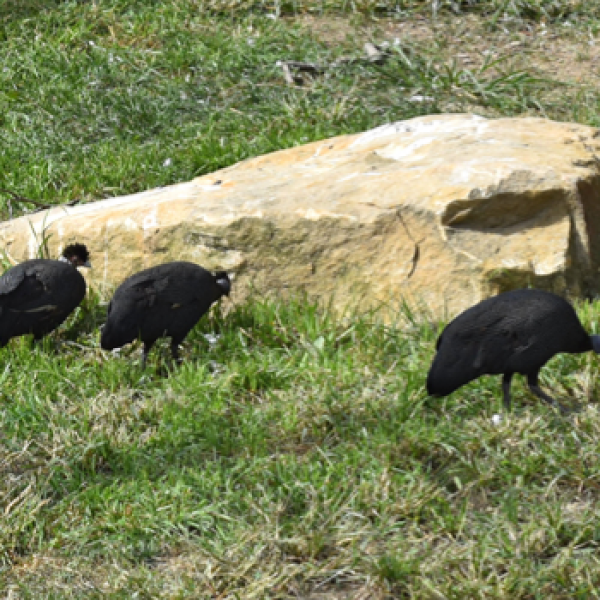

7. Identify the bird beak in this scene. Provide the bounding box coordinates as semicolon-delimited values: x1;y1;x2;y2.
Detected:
82;260;92;268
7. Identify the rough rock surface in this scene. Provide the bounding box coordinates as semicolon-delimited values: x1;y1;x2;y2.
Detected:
2;113;600;319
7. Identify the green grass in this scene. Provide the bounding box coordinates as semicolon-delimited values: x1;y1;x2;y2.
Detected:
0;294;600;597
0;0;560;218
3;0;600;597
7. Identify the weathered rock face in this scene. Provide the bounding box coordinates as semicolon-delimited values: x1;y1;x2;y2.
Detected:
2;113;600;319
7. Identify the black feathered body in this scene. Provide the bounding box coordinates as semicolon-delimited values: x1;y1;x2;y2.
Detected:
101;262;226;352
427;289;592;397
0;258;87;346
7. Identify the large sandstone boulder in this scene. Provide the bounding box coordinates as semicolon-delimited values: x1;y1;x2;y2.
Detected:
2;113;600;319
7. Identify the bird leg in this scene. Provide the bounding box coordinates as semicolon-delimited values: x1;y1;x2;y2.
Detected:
527;373;568;414
502;373;513;412
170;340;182;365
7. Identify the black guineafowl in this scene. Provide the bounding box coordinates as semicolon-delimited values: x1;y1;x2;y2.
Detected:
426;289;600;413
0;243;91;347
100;261;230;367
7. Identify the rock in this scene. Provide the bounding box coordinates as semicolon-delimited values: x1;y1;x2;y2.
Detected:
2;113;600;319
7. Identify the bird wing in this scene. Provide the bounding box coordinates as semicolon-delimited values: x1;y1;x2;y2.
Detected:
447;312;528;369
102;271;196;348
125;270;212;308
0;260;77;303
0;267;48;308
0;266;28;296
123;274;171;308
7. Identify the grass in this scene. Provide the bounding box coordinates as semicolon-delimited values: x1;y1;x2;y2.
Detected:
1;294;600;597
0;0;564;218
3;0;600;597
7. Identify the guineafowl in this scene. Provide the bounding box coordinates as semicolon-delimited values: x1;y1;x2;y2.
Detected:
100;262;230;367
426;289;600;413
0;243;91;347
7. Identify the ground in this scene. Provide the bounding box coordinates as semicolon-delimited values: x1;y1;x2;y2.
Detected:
2;2;600;599
298;10;600;120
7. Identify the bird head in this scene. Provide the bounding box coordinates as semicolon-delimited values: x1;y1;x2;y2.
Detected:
215;271;231;297
60;243;91;268
591;335;600;353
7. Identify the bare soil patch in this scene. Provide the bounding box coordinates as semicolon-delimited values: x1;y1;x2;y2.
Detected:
296;12;600;122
